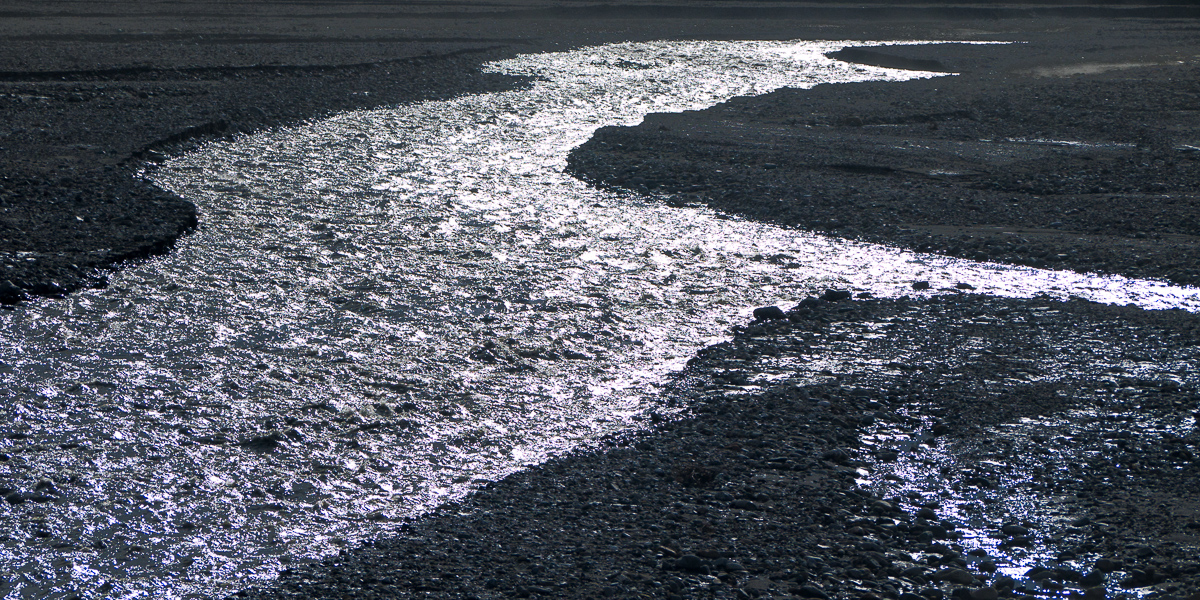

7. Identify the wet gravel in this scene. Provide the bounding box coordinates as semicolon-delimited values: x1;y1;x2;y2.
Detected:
234;294;1200;600
567;41;1200;288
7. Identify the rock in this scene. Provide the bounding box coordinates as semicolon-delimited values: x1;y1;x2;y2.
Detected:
969;587;999;600
0;280;26;304
743;577;774;590
1083;586;1107;599
932;568;977;585
730;499;760;510
1080;570;1105;586
3;491;25;505
870;500;895;513
797;296;822;309
1094;558;1119;572
900;593;924;600
797;585;830;599
955;283;975;290
912;281;931;290
676;554;707;572
239;431;285;452
821;448;850;463
721;560;745;572
1000;523;1028;536
820;289;852;302
917;507;938;520
753;305;787;320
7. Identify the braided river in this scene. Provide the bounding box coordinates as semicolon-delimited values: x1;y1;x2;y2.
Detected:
1;40;1197;599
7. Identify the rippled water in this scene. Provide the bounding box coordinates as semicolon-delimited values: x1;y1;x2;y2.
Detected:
1;40;1198;600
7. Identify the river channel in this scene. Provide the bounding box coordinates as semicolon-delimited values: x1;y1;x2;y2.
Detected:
1;40;1197;600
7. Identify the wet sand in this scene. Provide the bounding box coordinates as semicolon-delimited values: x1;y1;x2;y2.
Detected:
2;3;1199;600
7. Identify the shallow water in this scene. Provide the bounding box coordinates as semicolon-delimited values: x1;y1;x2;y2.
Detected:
1;40;1198;600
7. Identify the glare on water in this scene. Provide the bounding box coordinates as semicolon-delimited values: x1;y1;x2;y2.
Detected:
0;40;1196;600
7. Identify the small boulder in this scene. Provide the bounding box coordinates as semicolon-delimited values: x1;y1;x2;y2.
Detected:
752;305;787;321
820;289;852;302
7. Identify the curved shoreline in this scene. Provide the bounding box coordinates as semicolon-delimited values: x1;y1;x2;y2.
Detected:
567;41;1200;289
0;46;527;305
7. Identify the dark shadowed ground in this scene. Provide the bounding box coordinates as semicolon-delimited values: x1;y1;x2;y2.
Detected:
2;3;1199;600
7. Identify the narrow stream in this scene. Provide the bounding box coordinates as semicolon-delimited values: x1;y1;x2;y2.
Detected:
1;40;1197;600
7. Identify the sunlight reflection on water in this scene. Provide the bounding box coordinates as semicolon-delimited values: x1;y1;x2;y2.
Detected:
0;40;1196;600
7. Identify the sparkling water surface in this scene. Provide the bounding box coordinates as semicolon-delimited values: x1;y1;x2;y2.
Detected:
1;40;1198;600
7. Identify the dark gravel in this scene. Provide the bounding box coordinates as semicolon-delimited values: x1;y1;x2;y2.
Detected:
567;41;1200;287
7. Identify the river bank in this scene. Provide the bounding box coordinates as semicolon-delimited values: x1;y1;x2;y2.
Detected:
568;37;1200;288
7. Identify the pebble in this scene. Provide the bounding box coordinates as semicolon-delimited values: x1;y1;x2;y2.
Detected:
932;567;976;585
912;281;931;290
676;554;706;572
819;289;852;302
1000;523;1028;536
969;588;999;600
752;305;787;320
239;431;286;452
796;585;830;600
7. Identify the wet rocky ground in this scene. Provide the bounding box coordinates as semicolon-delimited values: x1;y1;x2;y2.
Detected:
5;4;1200;600
235;294;1200;600
567;40;1200;288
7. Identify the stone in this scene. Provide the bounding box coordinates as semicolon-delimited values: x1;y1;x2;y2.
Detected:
677;554;707;572
932;568;976;585
968;588;998;600
955;283;975;290
820;289;852;302
1094;558;1118;572
0;280;25;304
821;448;850;463
722;560;745;572
239;431;285;452
796;585;830;600
1000;523;1028;536
752;306;787;321
730;499;760;510
912;281;931;290
743;578;773;590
